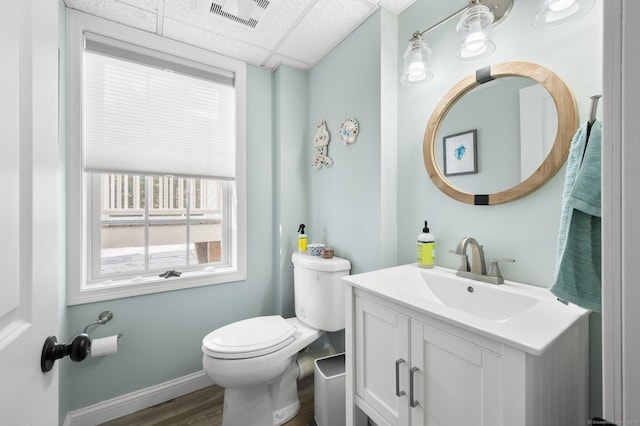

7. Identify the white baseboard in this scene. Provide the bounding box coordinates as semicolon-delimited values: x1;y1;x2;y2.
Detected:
63;370;213;426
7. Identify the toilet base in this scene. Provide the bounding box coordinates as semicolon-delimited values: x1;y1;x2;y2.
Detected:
222;358;300;426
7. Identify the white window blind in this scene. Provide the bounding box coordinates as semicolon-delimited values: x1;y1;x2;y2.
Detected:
83;33;236;179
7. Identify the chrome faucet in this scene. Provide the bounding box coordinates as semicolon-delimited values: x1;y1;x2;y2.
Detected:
450;237;515;285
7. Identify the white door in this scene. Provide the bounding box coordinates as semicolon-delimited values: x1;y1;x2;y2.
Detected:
603;0;640;423
0;0;59;423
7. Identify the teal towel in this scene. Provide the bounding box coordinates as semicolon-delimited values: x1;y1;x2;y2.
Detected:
551;120;602;311
570;121;602;217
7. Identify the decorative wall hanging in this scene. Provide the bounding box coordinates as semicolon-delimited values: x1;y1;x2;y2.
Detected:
340;118;359;145
312;120;333;170
443;129;478;176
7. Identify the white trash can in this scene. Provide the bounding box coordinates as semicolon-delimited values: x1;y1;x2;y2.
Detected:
314;352;346;426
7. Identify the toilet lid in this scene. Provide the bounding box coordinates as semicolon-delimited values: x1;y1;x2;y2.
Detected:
202;315;296;359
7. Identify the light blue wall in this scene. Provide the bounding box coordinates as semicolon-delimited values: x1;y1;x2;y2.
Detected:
64;65;280;410
304;7;398;352
396;0;603;417
273;66;308;318
306;10;391;275
60;0;605;418
305;0;603;417
397;0;602;285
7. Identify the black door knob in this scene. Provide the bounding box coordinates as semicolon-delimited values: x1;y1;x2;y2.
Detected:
41;333;91;373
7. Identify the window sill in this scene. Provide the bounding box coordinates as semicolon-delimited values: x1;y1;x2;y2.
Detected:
67;267;246;306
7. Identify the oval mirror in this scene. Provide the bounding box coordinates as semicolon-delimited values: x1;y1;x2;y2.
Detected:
423;61;578;205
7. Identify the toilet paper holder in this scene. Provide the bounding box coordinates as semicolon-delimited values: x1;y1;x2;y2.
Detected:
83;310;114;333
41;310;123;373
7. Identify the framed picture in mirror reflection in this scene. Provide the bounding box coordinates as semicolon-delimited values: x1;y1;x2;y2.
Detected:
443;129;478;176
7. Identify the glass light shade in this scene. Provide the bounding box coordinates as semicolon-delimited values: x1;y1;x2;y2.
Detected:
455;4;495;62
533;0;596;28
401;35;433;86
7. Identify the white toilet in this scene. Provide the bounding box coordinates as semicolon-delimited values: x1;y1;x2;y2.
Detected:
202;252;351;426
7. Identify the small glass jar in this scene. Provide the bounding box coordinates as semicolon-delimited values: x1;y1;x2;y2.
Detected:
321;248;334;259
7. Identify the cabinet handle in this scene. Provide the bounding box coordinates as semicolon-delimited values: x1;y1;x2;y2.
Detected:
395;359;406;397
409;366;420;408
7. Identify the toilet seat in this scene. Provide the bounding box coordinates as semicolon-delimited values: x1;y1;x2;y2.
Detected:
202;315;296;359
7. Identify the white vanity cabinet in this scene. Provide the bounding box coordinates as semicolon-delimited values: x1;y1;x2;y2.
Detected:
353;295;410;425
410;317;504;426
346;287;589;426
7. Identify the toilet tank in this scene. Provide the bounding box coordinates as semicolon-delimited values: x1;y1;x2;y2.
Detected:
292;252;351;332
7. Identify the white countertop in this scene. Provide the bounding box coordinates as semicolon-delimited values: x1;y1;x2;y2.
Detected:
343;264;590;355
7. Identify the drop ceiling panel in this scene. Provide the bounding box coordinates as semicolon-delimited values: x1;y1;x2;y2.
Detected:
65;0;157;33
264;54;312;71
373;0;417;15
277;0;374;64
162;17;272;65
64;0;417;71
163;0;315;52
115;0;158;13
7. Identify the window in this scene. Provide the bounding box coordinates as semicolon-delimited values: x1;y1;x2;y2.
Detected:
67;11;246;305
94;174;227;275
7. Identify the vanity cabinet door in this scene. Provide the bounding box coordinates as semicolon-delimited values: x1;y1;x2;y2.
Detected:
409;320;503;426
355;295;410;426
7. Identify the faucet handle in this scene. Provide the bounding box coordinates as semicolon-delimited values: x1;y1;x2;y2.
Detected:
491;258;515;263
487;258;515;283
449;250;470;272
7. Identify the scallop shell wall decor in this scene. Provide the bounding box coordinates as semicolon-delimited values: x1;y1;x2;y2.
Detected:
340;118;359;145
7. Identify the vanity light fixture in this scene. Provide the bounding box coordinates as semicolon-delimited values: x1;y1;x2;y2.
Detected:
455;1;496;62
401;0;513;85
533;0;596;28
401;33;433;85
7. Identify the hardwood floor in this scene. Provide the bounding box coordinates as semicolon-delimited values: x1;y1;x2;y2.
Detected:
99;376;316;426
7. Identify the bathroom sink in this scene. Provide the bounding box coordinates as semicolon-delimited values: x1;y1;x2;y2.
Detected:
343;264;589;355
418;269;538;321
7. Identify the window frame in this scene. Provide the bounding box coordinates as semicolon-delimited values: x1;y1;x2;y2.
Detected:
66;10;247;305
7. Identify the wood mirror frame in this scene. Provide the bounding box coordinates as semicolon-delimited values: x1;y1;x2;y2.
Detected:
423;61;578;205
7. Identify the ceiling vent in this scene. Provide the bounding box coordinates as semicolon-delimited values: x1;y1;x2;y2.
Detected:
197;0;271;30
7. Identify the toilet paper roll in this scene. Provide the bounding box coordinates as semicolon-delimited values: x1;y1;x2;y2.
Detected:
91;335;119;357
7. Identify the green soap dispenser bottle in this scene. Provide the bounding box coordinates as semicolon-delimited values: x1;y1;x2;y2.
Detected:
417;221;435;268
298;224;307;252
